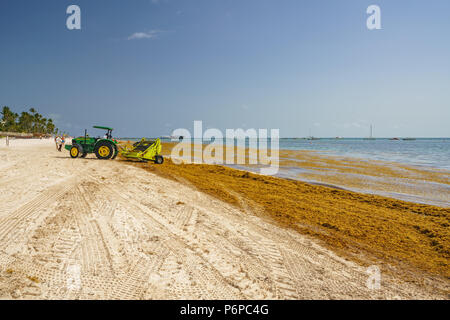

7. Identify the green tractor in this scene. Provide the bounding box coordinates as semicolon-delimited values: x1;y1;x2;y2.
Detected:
65;126;119;160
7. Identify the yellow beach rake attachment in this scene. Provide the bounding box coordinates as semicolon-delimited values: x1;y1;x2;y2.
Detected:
120;138;164;164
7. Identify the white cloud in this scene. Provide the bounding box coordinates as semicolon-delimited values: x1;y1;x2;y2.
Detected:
127;30;162;40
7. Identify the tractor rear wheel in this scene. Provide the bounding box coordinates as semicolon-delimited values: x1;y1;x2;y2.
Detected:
70;144;82;158
154;155;164;164
95;141;114;160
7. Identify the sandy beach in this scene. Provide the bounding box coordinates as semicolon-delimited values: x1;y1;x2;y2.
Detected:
0;138;448;299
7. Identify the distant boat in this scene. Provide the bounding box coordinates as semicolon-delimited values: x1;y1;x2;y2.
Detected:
402;138;416;141
161;135;184;141
363;124;375;140
306;128;320;140
390;137;400;141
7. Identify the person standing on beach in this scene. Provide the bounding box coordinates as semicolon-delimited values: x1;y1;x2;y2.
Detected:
56;136;62;152
61;135;65;150
5;135;9;147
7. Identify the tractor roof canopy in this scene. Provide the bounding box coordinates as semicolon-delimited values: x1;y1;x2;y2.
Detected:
93;126;113;131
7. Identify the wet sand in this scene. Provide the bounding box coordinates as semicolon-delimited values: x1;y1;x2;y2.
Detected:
278;150;450;207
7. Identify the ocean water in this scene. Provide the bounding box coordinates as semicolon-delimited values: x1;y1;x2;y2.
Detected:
277;138;450;170
156;138;450;170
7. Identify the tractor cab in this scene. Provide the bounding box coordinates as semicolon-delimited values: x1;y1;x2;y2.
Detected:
93;126;113;140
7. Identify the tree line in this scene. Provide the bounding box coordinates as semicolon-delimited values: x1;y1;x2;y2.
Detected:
0;106;58;134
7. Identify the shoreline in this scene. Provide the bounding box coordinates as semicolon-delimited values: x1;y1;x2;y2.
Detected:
152;137;450;170
156;141;450;208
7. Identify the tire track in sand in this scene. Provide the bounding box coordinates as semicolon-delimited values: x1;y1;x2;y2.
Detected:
71;185;114;277
98;179;244;299
0;180;76;252
68;177;170;299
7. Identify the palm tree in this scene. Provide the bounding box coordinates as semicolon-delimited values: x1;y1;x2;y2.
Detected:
18;111;33;133
1;106;18;132
1;106;59;134
32;112;42;133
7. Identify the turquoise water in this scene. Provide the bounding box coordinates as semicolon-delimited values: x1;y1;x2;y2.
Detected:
167;138;450;170
277;138;450;170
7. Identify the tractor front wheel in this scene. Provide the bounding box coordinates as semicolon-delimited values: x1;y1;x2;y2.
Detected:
154;155;164;164
70;145;82;158
95;141;114;160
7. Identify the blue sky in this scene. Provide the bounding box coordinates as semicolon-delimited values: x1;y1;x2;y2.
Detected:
0;0;449;137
